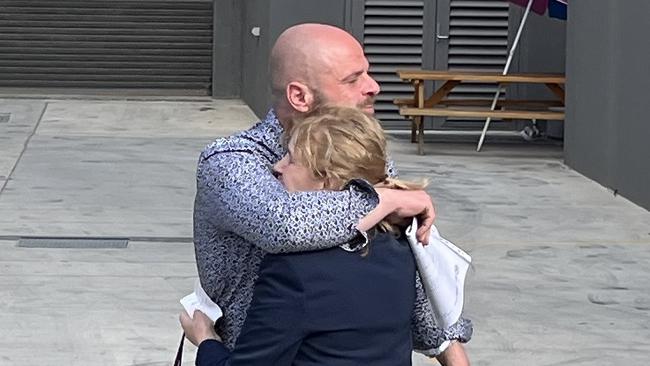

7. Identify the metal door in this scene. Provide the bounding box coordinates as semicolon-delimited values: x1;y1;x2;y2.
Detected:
360;0;433;129
431;0;511;130
359;0;511;130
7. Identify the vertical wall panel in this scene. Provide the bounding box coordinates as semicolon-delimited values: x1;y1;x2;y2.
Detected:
565;0;650;210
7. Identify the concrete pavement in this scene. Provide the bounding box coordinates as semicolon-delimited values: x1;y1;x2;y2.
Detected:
0;98;648;365
0;98;254;238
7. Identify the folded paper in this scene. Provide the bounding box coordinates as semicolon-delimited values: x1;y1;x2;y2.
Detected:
405;218;471;328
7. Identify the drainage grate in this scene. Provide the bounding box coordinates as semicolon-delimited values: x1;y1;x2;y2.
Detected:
0;113;10;123
17;237;129;249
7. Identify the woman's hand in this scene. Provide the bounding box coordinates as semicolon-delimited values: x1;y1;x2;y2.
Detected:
179;310;221;346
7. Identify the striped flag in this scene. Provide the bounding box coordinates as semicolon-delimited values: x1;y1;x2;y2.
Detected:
549;0;568;20
508;0;549;15
509;0;568;20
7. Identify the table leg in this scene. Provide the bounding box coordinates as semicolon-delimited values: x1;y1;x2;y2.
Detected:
416;80;425;108
424;80;461;107
545;83;566;104
411;118;417;143
414;80;426;153
417;116;425;155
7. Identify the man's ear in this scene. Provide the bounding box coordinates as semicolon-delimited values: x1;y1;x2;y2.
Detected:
286;81;314;113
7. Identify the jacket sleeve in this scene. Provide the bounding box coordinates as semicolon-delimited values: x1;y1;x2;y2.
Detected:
411;271;474;356
195;256;305;366
194;149;379;254
196;340;231;366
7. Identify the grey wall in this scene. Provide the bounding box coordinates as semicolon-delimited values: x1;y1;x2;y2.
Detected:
509;5;566;136
212;0;243;98
565;0;650;210
240;0;348;118
240;0;271;115
511;6;566;77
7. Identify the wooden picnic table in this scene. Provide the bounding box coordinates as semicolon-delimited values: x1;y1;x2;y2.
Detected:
394;70;566;154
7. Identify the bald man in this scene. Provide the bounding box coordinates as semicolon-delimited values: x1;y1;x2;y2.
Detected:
190;23;472;365
269;23;378;116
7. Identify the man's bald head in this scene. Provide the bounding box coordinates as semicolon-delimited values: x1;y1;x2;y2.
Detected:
269;23;380;125
269;23;363;103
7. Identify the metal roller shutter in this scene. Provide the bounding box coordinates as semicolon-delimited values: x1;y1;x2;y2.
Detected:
363;0;425;127
0;0;213;95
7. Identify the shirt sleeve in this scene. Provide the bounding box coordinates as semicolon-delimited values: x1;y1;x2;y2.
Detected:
194;150;379;253
195;256;305;366
386;155;399;178
411;271;474;356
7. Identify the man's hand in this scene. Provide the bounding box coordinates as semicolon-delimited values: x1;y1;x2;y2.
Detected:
435;341;470;366
179;310;220;346
359;188;435;244
389;189;435;243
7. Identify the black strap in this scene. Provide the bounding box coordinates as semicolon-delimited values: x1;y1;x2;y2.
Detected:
173;332;185;366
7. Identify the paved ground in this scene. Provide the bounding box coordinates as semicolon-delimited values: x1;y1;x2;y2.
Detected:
0;98;648;366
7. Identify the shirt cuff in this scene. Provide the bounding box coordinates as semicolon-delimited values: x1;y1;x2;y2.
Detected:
413;317;473;357
442;316;473;344
343;178;379;206
341;178;379;251
417;340;452;357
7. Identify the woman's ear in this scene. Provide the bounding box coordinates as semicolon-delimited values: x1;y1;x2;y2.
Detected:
286;82;314;113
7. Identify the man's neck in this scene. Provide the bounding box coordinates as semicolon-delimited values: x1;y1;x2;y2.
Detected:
273;105;294;131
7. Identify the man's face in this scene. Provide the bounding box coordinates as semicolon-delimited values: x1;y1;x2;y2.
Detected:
313;43;380;115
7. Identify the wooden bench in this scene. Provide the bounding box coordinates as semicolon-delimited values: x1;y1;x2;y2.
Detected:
394;70;566;154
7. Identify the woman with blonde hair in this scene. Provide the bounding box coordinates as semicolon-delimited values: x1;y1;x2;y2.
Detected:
181;106;468;366
280;105;424;193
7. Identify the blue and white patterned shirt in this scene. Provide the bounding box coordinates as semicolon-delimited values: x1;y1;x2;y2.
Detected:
193;110;472;354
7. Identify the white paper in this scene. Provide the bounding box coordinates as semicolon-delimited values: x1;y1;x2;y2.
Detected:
405;218;471;329
180;279;223;322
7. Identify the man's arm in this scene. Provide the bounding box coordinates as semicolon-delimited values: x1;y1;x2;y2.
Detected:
436;342;470;366
411;272;473;361
196;150;435;253
195;150;378;253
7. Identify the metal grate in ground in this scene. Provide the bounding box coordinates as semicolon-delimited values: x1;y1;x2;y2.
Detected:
17;237;129;249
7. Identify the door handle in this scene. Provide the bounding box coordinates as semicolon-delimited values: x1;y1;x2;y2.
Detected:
436;24;449;41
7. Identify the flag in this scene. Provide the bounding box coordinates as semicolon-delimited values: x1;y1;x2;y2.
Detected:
549;0;568;20
508;0;549;15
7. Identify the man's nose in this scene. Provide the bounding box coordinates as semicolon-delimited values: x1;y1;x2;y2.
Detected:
364;74;380;96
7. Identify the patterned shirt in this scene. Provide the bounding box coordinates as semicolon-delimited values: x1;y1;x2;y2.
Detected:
193;110;472;355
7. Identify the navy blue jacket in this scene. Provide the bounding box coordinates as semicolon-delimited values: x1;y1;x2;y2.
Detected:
196;232;416;366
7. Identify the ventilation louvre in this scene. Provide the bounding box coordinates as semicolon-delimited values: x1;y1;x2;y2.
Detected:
363;0;425;126
445;0;510;129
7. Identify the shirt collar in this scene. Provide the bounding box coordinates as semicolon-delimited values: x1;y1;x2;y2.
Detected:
242;109;286;160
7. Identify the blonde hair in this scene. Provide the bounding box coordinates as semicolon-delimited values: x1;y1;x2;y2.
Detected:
288;105;427;232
